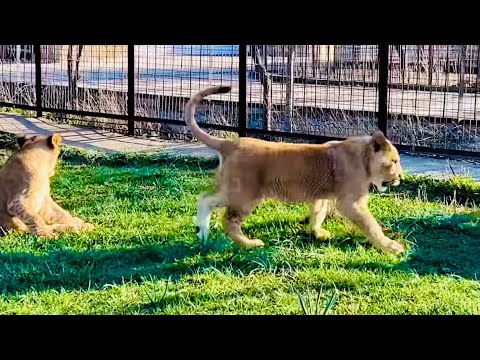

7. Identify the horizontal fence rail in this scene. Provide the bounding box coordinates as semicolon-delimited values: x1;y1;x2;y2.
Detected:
0;44;479;157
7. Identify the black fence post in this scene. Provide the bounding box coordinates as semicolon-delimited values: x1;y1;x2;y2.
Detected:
238;44;247;137
34;45;42;118
127;44;135;136
377;44;389;136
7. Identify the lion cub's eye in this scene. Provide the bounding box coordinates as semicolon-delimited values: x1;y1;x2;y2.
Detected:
392;159;398;164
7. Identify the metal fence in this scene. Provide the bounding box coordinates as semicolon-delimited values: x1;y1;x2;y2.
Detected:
0;44;479;157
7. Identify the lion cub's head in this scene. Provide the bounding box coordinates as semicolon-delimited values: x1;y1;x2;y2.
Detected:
368;131;403;192
16;133;63;177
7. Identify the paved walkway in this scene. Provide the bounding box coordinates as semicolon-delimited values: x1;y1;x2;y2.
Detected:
0;112;215;157
1;112;480;181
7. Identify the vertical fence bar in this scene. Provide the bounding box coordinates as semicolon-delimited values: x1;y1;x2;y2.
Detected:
286;45;295;133
127;44;135;136
377;44;389;136
428;45;434;86
238;44;247;137
34;45;42;118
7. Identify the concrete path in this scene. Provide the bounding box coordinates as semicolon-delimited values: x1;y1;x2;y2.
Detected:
1;112;479;181
0;112;215;157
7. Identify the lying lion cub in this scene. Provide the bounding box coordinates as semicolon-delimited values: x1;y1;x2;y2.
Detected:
185;86;406;255
0;133;93;238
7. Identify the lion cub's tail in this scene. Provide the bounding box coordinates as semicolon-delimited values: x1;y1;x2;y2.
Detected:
184;85;231;150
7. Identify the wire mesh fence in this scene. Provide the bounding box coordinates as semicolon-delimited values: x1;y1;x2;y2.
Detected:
387;45;480;152
133;45;239;139
247;45;379;139
0;45;36;107
0;44;479;156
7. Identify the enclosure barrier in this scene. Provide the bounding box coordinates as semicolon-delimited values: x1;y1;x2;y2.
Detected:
0;44;479;157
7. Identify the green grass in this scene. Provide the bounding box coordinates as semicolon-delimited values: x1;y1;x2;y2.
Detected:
0;133;479;314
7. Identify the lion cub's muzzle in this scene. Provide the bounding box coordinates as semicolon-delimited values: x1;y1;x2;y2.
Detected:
382;179;400;187
382;173;402;188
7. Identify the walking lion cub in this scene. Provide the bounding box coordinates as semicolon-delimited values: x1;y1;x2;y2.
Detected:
0;133;93;238
185;86;406;254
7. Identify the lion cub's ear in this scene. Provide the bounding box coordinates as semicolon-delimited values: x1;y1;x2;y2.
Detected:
17;136;27;148
371;130;387;152
17;135;37;148
47;133;63;148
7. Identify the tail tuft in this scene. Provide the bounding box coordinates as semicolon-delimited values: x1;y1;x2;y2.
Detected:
216;86;231;94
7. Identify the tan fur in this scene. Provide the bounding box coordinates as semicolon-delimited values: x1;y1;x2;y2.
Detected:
0;133;94;238
186;86;406;254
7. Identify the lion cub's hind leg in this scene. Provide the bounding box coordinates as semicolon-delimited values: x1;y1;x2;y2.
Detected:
0;214;27;235
197;192;225;245
309;199;332;240
11;216;30;233
224;202;264;250
7;198;56;238
40;196;93;233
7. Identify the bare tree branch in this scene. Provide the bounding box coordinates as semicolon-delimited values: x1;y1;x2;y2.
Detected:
252;45;272;130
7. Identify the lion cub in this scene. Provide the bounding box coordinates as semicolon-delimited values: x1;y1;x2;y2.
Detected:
0;133;93;238
185;86;406;255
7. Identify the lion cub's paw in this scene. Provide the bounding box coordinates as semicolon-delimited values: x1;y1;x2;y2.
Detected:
71;217;94;232
80;222;94;231
313;228;332;241
380;238;407;255
38;226;58;239
49;224;72;232
239;239;265;250
80;223;94;232
71;217;85;226
251;239;265;248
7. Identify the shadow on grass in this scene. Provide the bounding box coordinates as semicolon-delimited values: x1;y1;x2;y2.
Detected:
249;209;480;281
346;212;480;280
253;215;376;254
0;234;279;296
393;212;480;279
0;238;192;295
1;212;478;300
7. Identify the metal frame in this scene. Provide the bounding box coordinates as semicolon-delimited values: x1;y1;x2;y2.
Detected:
1;44;479;159
377;44;389;135
127;44;135;136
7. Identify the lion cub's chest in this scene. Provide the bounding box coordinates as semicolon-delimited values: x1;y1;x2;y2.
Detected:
30;183;50;213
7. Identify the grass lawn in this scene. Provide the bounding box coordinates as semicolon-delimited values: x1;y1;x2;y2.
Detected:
0;133;479;315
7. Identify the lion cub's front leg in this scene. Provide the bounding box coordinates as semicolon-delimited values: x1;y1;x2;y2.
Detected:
40;196;94;233
309;199;331;240
336;196;406;254
7;198;57;238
